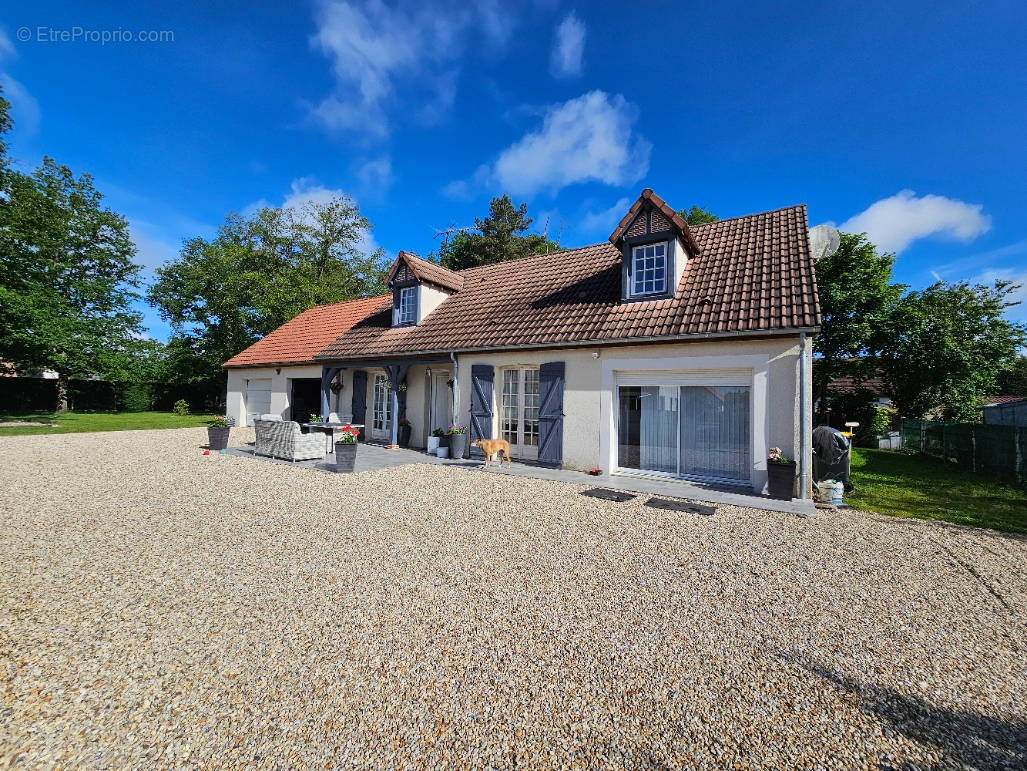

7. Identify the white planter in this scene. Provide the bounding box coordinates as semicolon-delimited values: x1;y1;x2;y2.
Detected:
436;447;449;459
427;436;440;455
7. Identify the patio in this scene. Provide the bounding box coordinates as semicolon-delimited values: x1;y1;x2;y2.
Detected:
229;438;817;516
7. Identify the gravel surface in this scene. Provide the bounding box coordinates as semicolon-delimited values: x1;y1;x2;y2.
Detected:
1;427;1025;768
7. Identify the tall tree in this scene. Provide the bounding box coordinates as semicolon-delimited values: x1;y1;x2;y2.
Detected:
996;355;1027;397
879;281;1026;420
149;197;387;381
438;194;559;270
0;136;146;410
813;233;904;415
676;205;719;226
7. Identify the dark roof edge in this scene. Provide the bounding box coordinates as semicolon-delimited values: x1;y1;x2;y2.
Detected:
315;326;821;363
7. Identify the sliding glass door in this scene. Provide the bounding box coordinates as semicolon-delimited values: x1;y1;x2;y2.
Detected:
617;381;751;483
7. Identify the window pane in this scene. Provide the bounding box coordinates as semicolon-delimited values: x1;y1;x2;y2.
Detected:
618;386;677;473
523;369;539;446
680;386;750;480
502;370;518;444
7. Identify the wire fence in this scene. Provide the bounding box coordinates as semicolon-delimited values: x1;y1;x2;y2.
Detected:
901;418;1027;486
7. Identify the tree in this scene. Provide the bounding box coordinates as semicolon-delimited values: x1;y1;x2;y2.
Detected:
676;206;719;226
813;233;904;417
0;132;146;410
996;356;1027;396
438;194;559;270
878;281;1026;420
149;197;387;382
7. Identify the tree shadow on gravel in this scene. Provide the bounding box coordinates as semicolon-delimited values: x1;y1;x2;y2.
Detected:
782;651;1027;769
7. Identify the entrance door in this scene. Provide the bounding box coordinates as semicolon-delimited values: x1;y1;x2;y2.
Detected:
428;371;452;436
370;373;392;441
500;367;539;460
290;378;322;423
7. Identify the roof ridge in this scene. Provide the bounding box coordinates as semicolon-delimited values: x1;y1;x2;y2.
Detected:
692;203;807;227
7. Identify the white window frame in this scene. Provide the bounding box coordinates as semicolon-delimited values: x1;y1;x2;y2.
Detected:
630;241;668;297
498;366;540;460
600;355;771;493
397;286;417;325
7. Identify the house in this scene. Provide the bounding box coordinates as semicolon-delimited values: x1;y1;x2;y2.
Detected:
225;189;820;497
981;396;1027;427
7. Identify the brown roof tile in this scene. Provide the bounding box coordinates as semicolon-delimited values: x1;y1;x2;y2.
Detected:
223;295;391;368
316;203;820;361
391;250;464;292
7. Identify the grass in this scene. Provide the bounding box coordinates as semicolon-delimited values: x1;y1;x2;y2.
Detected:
0;411;217;436
847;447;1027;534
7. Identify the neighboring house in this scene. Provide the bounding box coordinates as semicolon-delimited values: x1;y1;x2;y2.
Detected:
225;189;821;496
981;397;1027;427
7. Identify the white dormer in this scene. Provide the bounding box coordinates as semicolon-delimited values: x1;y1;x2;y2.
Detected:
608;189;700;303
387;251;464;327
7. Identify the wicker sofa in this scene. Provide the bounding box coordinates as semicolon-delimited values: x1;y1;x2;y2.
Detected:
253;417;325;462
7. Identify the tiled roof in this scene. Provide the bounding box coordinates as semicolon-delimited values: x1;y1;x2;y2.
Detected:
316;203;820;361
392;250;464;292
223;295;390;368
983;395;1026;407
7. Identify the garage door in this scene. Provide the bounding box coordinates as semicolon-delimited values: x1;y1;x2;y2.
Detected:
246;379;272;421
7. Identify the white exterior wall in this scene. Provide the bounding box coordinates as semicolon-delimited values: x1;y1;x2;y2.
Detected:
226;364;354;427
418;284;451;321
454;336;807;494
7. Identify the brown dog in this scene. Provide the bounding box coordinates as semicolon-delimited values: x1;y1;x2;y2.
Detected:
472;438;512;469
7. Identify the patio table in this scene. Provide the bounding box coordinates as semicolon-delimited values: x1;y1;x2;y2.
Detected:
300;423;364;454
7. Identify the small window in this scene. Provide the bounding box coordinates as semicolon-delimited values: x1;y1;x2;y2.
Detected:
631;242;667;296
398;286;416;324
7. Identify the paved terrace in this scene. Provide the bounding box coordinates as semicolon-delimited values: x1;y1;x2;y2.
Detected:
229;438;817;517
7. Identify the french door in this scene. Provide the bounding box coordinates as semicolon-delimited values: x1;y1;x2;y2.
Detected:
371;373;392;441
617;381;752;484
500;368;539;460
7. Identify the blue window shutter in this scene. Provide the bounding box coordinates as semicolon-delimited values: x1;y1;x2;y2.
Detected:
469;364;494;457
538;362;565;467
351;370;367;439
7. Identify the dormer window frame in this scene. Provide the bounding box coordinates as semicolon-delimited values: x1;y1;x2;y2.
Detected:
620;231;681;303
628;240;669;298
397;285;417;325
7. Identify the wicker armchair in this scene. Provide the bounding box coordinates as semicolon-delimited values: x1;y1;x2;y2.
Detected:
254;419;325;462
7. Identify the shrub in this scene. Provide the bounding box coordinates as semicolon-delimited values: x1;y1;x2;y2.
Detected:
173;399;190;416
120;383;152;412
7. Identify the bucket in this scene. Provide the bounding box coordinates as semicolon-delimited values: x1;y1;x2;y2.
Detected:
817;480;844;506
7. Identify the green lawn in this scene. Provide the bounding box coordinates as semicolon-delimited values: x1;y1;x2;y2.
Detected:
0;411;217;436
847;447;1027;534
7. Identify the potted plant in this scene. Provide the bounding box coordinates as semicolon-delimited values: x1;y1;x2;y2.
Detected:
447;424;468;459
309;413;323;423
767;446;796;500
397;417;412;447
334;424;361;472
207;415;235;451
427;427;444;455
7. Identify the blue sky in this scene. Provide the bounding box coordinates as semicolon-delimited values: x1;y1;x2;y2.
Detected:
2;0;1025;340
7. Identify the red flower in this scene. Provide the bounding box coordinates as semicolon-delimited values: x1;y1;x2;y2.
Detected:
343;424;351;431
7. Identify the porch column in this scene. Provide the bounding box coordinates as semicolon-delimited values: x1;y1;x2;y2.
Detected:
320;365;339;420
384;363;410;447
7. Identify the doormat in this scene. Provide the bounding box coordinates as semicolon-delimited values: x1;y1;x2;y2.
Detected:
581;488;636;503
645;497;716;516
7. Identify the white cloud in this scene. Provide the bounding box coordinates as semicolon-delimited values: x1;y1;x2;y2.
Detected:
356;155;393;192
839;190;991;254
579;197;630;234
550;13;585;78
0;28;40;137
129;220;179;271
487;91;651;197
309;0;513;138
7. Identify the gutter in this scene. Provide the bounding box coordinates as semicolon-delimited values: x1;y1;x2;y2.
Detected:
450;352;459;426
799;331;809;501
314;326;822;364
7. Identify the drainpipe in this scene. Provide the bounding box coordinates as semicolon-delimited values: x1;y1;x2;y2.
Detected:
799;331;809;501
450;352;459;428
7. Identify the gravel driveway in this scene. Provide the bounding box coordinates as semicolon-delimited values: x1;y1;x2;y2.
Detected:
1;428;1025;768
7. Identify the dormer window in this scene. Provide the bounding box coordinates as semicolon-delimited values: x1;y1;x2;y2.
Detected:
398;286;417;324
630;242;667;296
